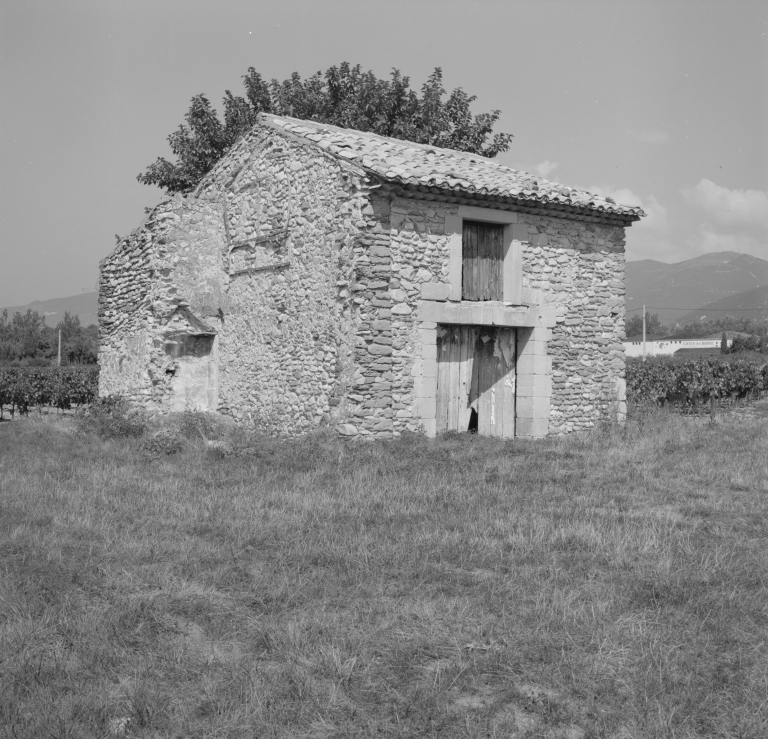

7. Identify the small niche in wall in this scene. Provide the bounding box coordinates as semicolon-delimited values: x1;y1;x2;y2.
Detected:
163;333;215;359
163;332;217;412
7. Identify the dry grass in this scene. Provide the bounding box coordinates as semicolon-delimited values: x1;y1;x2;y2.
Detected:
1;408;767;738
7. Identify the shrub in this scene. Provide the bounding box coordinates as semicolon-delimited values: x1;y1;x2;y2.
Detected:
76;396;146;439
139;432;184;456
174;410;221;441
729;334;767;354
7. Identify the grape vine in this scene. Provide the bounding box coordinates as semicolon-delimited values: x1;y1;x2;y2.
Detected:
626;356;768;407
0;366;99;418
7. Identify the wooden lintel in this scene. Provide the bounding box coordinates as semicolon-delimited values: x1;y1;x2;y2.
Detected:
229;259;291;276
229;229;289;251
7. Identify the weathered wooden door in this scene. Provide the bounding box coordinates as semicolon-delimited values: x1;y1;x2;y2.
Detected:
462;221;504;301
436;325;516;437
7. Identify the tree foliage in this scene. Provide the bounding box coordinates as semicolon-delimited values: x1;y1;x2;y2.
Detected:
625;313;666;337
726;333;768;354
671;316;768;338
0;309;97;366
625;313;768;342
138;63;514;194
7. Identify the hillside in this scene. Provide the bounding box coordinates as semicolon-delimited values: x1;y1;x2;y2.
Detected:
2;292;98;327
675;284;768;325
5;251;768;331
626;251;768;325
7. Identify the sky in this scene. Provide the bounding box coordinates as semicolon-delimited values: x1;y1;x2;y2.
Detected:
1;0;767;307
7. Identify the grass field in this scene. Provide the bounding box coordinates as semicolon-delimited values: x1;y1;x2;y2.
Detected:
1;409;767;738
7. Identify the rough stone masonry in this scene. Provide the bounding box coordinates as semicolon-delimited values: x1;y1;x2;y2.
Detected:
99;114;644;439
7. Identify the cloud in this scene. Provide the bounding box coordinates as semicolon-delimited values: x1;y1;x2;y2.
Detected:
568;182;766;264
586;186;668;231
681;179;768;229
627;129;670;144
679;179;768;262
693;224;765;254
535;160;558;177
581;186;673;261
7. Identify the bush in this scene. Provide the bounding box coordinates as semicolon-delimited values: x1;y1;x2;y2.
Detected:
729;334;767;354
76;396;146;439
139;431;184;456
173;410;221;441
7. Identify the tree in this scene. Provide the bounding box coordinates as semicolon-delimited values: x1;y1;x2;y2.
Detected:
674;316;767;338
625;313;666;337
720;331;728;354
56;313;98;365
138;64;514;194
0;309;55;365
729;333;766;354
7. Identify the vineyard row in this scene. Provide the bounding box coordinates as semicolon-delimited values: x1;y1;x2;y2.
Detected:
625;356;768;407
1;357;767;419
0;366;99;417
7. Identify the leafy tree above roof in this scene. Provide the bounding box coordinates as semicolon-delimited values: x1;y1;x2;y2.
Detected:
138;63;514;194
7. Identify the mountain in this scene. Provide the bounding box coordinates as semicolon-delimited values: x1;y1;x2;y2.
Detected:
626;251;768;325
2;292;99;327
674;285;768;325
5;250;768;331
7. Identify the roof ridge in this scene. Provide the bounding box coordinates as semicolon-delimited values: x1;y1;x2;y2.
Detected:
259;113;645;222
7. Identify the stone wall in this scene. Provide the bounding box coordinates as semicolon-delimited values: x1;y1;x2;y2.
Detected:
100;125;380;434
99;195;229;408
100;119;627;437
519;217;626;433
344;195;627;436
202;129;369;433
339;195;455;438
99;202;176;404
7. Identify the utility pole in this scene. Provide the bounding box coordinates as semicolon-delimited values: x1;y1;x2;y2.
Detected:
57;329;61;367
642;304;646;361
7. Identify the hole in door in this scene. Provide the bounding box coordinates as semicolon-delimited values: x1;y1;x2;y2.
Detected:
468;408;478;433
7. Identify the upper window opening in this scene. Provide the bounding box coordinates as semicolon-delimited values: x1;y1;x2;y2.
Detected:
462;220;504;301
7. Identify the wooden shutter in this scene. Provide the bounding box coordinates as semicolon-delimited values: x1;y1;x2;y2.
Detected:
462;221;504;301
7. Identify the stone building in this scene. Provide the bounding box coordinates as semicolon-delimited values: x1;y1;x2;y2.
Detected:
99;114;644;439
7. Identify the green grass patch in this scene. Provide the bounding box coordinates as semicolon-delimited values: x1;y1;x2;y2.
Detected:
1;411;767;737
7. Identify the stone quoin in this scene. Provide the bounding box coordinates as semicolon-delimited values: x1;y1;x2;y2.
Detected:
99;114;645;438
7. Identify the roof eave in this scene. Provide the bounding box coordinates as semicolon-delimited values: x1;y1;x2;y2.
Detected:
374;179;641;227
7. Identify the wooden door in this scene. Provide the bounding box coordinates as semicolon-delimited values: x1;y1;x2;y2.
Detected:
462;221;504;301
436;325;516;437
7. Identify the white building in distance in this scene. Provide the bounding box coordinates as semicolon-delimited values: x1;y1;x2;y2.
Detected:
623;332;739;358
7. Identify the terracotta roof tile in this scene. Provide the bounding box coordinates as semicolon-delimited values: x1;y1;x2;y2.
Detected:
263;114;644;221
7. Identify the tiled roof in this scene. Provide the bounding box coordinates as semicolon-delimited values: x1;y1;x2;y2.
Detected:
263;114;645;222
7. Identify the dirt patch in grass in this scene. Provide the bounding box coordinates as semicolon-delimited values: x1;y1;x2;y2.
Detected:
1;412;767;737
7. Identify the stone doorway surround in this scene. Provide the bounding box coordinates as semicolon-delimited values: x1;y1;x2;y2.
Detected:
412;204;557;439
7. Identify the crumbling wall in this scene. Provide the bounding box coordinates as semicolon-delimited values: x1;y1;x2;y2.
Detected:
99;203;174;404
99;195;228;409
187;127;369;434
